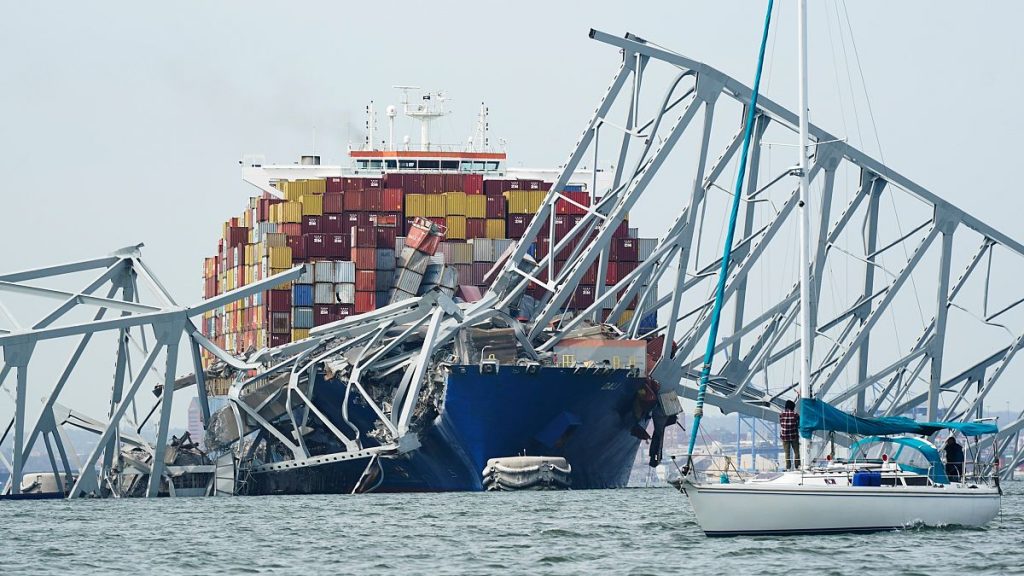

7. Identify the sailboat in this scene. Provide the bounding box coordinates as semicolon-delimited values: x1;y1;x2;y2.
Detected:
676;0;1002;536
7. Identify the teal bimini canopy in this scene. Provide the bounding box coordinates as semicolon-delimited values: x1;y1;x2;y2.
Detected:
849;436;950;484
799;398;999;439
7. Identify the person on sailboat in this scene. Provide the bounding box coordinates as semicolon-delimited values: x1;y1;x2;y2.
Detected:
943;435;965;483
779;400;800;470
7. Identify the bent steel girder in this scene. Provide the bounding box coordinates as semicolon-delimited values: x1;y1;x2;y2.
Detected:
0;246;303;497
482;30;1024;477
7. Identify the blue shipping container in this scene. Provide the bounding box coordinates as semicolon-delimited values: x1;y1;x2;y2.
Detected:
293;284;314;307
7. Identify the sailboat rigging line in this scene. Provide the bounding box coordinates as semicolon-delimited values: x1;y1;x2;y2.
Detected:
685;0;775;464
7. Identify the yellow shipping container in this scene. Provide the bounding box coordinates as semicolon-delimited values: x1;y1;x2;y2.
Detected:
308;179;326;194
486;219;506;239
444;192;466;216
300;194;323;216
268;245;293;269
506;190;536;214
446;216;467;240
425;194;446;217
617;310;635;329
265;232;288;247
466;195;487;218
269;266;292;289
280;201;302;223
529;191;547;212
405;194;426;217
292;328;310;341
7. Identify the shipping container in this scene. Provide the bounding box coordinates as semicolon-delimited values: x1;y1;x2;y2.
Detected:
352;247;377;270
291;328;310;341
344;190;364;212
335;283;355;304
334;260;355;283
444;192;467;216
424;194;445;217
485;195;506;219
507;214;529;239
268;289;291;311
610;237;639;262
471;238;493;262
321;213;345;233
292;284;314;307
354;291;376;314
267;246;292;269
300;194;323;216
351;225;377;248
327;233;349;259
375;269;394;291
405;194;426;217
314;282;335;304
393;268;423;295
304;234;327;259
446;215;467;240
293;307;314;329
464;173;484;195
376;226;398;250
270;312;290;334
355;270;376;291
301;215;322;235
375;248;396;270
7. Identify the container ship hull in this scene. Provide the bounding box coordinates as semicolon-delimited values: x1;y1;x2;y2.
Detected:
245;367;645;495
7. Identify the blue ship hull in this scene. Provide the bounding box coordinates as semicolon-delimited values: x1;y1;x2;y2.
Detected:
248;366;645;494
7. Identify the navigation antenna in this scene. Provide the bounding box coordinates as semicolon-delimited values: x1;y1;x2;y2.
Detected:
395;85;448;150
474;102;490;151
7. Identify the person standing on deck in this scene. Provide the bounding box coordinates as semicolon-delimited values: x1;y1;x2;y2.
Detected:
779;400;800;470
944;435;965;483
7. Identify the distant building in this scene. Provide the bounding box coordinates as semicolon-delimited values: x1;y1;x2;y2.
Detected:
187;395;230;449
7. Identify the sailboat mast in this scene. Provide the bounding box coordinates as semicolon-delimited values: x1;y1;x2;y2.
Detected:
797;0;813;470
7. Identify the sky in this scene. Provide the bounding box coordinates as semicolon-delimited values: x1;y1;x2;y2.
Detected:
1;1;1023;429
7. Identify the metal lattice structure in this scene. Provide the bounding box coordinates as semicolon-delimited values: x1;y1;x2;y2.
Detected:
2;30;1022;494
488;31;1024;477
0;245;301;496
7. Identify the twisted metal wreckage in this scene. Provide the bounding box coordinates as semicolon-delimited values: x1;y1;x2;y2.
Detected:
2;30;1023;498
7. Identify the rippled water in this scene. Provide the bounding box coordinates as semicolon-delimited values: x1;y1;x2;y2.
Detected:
1;483;1021;575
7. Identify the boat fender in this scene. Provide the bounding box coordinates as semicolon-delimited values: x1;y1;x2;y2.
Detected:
719;473;730;484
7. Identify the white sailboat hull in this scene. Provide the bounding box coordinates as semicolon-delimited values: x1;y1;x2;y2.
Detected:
680;474;1000;536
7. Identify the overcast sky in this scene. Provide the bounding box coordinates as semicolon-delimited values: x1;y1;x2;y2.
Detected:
2;1;1022;428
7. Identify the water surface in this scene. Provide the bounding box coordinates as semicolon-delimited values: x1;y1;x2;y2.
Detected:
1;484;1020;575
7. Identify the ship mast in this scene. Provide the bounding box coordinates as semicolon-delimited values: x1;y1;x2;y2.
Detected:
797;0;813;470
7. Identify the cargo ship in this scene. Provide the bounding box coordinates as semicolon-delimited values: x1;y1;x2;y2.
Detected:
198;91;665;493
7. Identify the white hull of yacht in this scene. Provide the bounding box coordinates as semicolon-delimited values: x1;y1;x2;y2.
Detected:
680;472;1000;536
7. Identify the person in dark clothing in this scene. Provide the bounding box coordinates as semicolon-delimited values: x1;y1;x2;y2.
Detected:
779;400;800;470
944;435;965;483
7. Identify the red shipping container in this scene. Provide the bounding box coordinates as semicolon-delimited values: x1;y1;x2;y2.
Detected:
343;212;370;229
287;235;306;260
313;304;336;326
365;177;383;189
267;289;291;312
326;177;344;193
321;213;345;233
343;177;366;191
612;220;630;239
301;215;322;235
280;223;302;237
471;262;491;285
506;180;522;191
369;213;400;228
270;333;290;347
464;173;484;195
425;216;446;231
355;270;376;291
327;233;349;259
610;237;639;262
556;191;590;215
553;215;572;240
351;225;377;248
323;192;344;214
352;247;377;269
226;226;248;247
406;220;441;255
466;218;487;239
581;262;598;285
483;180;505;196
336;304;355;319
572;285;596;309
507;214;529;239
423;174;445;194
382;188;403;212
363;189;383;212
606;260;639;285
258;198;284;221
486;195;506;219
376;226;397;249
443;173;463;192
304;234;327;259
344;190;364;212
355;291;376;313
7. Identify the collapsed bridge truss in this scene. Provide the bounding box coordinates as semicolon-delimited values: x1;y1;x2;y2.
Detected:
2;30;1022;495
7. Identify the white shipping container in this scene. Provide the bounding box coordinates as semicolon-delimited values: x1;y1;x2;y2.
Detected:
333;260;355;284
314;282;335;304
492;239;514;259
395;236;406;253
471;238;494;262
638;238;658;261
394;269;423;295
335;283;355;304
423;264;444;284
390;287;417;304
398;247;431;275
430;253;445;266
297;263;315;285
440;267;459;289
315;261;334;282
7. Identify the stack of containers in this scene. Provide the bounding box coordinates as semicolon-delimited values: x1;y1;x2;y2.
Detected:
200;174;661;366
391;217;445;303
